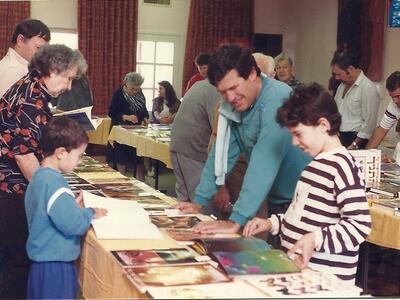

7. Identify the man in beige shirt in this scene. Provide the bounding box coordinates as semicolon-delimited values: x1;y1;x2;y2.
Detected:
0;19;50;97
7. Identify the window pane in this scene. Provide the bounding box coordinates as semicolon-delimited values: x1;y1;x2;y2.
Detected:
50;31;78;50
137;41;155;63
142;88;155;110
136;64;154;89
156;42;174;64
155;65;173;87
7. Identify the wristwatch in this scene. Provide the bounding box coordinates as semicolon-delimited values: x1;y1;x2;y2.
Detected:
352;141;359;149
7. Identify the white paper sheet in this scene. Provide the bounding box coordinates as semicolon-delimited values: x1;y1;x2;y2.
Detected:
82;191;162;239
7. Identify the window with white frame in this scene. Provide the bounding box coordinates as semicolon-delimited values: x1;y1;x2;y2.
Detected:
49;29;78;50
136;34;181;110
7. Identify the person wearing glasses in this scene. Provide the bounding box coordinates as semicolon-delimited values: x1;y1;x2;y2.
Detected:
108;72;149;179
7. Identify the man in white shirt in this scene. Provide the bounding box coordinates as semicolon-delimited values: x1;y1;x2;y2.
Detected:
331;50;379;149
0;19;50;97
367;71;400;149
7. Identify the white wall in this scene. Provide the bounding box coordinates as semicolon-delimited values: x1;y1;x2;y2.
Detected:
31;0;77;29
255;0;400;143
254;0;337;87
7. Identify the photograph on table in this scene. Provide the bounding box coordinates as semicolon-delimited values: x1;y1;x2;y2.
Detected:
63;174;90;185
68;184;100;192
150;215;202;229
85;176;134;184
245;269;362;297
111;247;200;267
190;237;271;256
124;263;231;293
165;228;240;243
147;281;266;299
212;249;299;275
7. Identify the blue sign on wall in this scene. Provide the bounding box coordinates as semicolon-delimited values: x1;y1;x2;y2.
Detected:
389;0;400;27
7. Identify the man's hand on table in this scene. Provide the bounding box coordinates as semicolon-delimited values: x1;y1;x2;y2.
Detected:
192;220;241;234
174;201;202;214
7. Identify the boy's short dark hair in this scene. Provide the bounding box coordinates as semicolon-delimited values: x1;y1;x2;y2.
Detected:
11;19;50;44
207;44;261;87
330;49;359;70
386;71;400;92
195;53;211;66
41;116;89;157
276;83;341;136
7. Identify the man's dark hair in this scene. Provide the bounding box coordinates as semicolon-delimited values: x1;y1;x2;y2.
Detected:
195;53;211;66
386;71;400;92
276;83;341;136
330;49;359;70
158;81;179;107
207;44;261;86
11;19;50;44
41;116;89;157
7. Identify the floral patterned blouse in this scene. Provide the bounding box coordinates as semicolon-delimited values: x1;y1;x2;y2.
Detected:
0;70;52;195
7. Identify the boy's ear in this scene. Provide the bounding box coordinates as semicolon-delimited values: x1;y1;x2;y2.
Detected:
54;147;67;160
318;117;331;132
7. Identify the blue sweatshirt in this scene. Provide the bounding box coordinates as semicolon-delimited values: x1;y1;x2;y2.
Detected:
194;76;311;225
25;167;94;262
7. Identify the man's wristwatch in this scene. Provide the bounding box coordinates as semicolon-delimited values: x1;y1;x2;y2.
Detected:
352;141;359;149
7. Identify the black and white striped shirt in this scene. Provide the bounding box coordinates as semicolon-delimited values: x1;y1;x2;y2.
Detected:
270;146;371;283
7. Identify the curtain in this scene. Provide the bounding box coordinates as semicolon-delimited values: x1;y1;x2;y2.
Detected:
0;1;30;58
182;0;254;93
78;0;138;115
337;0;384;81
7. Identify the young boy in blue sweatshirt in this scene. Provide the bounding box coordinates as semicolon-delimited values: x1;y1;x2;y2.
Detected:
25;117;107;299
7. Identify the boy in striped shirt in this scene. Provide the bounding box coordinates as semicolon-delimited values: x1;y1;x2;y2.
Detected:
243;83;371;283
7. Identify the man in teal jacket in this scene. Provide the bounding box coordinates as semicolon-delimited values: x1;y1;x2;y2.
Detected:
175;44;311;233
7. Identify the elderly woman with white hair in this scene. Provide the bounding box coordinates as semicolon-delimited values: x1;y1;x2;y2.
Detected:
108;72;149;179
0;43;87;299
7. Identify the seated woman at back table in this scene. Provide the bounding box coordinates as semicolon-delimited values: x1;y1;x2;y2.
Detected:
108;72;149;180
151;81;181;124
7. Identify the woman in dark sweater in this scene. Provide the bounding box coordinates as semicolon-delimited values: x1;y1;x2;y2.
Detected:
108;72;149;179
151;81;181;124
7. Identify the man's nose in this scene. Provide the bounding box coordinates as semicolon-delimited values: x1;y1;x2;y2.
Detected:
225;91;236;102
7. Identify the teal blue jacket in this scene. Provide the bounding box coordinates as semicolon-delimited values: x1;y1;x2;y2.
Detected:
194;76;311;225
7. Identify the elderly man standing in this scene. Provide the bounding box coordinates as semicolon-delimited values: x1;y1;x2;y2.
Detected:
367;71;400;149
0;19;50;97
170;80;219;202
175;44;310;234
331;50;380;149
274;52;302;89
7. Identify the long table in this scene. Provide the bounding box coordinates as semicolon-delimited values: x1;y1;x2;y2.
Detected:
87;117;111;145
108;125;172;189
367;206;400;250
108;125;172;169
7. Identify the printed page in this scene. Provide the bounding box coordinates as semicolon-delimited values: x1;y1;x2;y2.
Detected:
82;190;162;239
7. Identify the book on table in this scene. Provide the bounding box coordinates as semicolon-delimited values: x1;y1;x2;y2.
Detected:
349;149;381;187
111;247;209;268
165;228;241;245
244;268;363;297
53;106;102;131
146;280;267;299
212;249;300;275
124;263;231;293
190;236;271;256
149;215;203;229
